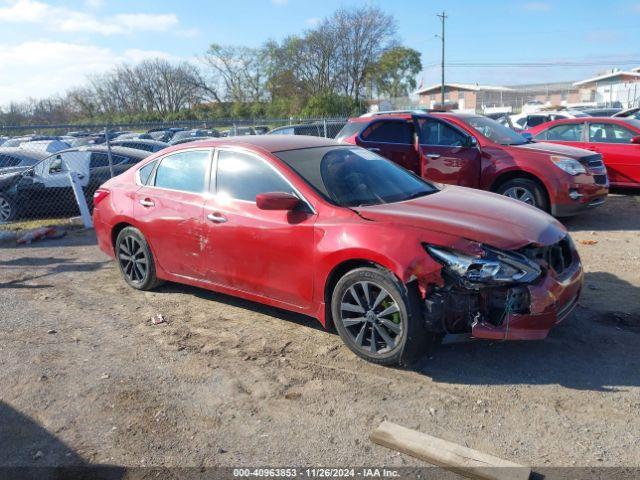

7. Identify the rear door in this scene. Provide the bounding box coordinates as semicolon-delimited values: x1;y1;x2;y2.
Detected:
586;122;640;186
356;120;420;174
415;117;481;188
133;148;212;279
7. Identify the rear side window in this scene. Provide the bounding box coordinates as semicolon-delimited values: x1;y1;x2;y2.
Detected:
361;121;413;144
216;150;295;202
417;119;466;147
138;160;157;185
90;153;110;168
90;153;129;168
335;122;365;141
539;123;584;142
589;123;635;143
154;150;210;193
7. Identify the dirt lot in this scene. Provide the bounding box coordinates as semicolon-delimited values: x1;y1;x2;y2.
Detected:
1;194;639;476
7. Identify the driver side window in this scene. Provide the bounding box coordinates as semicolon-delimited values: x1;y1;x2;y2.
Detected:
418;119;466;146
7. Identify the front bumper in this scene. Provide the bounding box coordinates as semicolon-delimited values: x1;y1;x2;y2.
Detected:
471;259;583;340
551;180;608;217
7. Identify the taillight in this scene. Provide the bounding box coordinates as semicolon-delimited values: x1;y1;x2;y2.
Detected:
93;188;110;206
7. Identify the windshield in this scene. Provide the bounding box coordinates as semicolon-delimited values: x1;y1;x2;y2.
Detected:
463;116;529;145
335;122;365;141
275;146;437;207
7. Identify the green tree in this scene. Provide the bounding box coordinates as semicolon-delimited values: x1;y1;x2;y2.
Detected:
371;47;422;99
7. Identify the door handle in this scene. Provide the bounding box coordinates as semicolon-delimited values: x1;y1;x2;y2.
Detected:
207;212;228;224
139;198;155;207
426;154;441;159
367;147;381;152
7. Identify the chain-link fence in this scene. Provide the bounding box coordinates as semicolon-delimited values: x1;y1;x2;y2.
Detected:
0;117;348;232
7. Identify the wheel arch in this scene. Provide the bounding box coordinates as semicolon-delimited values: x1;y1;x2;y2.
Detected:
322;258;401;330
489;170;552;210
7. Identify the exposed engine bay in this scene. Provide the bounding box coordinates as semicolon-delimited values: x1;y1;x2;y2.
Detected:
423;236;575;335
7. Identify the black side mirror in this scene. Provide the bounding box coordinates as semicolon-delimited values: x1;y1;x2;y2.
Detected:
466;136;479;148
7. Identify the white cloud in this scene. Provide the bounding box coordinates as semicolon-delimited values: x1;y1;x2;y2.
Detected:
522;2;551;11
0;0;179;35
0;40;180;104
84;0;104;8
305;17;320;27
271;0;288;6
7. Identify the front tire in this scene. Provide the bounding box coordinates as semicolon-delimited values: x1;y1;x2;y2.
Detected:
0;194;16;223
115;227;163;291
496;178;549;212
331;267;431;366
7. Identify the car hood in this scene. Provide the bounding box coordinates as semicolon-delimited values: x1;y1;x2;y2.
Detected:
511;141;594;159
356;185;566;251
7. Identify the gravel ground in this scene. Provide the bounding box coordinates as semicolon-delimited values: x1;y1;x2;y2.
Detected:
0;193;639;477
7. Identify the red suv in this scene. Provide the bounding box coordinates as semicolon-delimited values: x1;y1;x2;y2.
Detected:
336;112;609;216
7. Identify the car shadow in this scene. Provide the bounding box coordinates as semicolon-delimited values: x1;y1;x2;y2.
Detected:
156;282;331;334
0;229;98;250
418;271;640;391
0;400;125;479
562;192;640;232
0;256;109;289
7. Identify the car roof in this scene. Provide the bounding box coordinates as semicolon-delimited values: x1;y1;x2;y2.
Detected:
54;145;151;159
158;135;340;154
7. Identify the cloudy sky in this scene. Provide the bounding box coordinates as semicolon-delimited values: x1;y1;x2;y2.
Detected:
1;0;640;105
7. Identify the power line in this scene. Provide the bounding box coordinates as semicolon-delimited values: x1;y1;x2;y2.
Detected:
423;60;640;68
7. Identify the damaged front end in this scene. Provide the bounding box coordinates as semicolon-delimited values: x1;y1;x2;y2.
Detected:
422;236;582;341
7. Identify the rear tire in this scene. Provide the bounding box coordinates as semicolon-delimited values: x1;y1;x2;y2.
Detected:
331;267;431;366
115;227;163;291
496;178;549;212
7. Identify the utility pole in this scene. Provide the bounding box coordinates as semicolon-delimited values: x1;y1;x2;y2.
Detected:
436;11;447;109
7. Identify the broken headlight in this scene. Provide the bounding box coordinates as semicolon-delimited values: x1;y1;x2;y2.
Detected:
425;245;541;286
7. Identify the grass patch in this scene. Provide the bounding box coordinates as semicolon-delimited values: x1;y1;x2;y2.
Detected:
0;217;84;232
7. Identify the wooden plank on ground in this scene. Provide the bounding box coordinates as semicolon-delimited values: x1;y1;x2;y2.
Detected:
370;421;531;480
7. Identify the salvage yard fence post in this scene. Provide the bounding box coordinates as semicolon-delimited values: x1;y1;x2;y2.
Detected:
67;171;93;229
104;126;115;179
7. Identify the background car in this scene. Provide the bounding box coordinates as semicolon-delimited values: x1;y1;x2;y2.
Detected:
582;108;622;117
510;110;588;130
526;117;640;188
613;106;640;120
93;136;583;366
169;129;220;144
267;122;346;138
0;145;149;222
169;136;220;146
110;139;169;153
337;112;608;216
0;147;49;175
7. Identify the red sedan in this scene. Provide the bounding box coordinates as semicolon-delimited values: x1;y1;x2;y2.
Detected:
94;136;583;366
526;117;640;188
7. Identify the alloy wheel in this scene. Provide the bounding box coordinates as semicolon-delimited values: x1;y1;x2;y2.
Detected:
0;197;12;222
339;281;403;355
503;186;536;205
118;235;148;283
